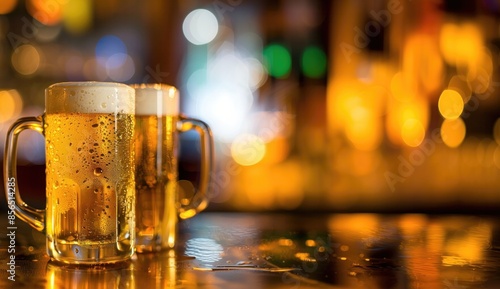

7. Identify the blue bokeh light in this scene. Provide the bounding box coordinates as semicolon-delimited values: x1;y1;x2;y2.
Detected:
95;35;127;68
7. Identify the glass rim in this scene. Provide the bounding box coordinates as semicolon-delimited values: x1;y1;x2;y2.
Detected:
47;81;133;90
129;83;177;92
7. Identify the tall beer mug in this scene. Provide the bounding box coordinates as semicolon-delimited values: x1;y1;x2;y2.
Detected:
3;82;136;265
133;84;213;252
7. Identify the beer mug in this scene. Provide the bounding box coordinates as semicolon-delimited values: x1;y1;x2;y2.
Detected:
4;82;136;265
133;84;213;252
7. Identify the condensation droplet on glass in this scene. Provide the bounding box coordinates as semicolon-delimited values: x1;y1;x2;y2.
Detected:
94;168;103;176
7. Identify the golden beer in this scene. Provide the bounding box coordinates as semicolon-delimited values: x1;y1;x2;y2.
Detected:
134;114;178;252
133;83;213;252
4;82;136;265
45;112;135;262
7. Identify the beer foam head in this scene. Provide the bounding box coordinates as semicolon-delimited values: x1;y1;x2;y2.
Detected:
132;84;179;116
46;82;135;114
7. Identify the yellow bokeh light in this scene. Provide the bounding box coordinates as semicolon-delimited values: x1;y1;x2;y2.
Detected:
440;22;482;67
390;72;415;102
63;0;92;34
469;68;492;95
441;118;466;148
386;97;429;146
231;133;266;166
242;167;275;209
467;48;493;87
439;23;457;65
438;89;464;120
11;44;41;76
345;118;382;151
331;80;385;132
260;136;289;165
448;75;471;103
401;119;425;147
335;84;385;151
0;90;23;123
0;0;17;14
403;34;443;94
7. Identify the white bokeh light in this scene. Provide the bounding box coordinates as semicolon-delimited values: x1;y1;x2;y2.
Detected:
193;82;253;142
182;9;219;45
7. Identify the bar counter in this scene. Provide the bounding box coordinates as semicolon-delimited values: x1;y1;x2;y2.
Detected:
1;212;499;288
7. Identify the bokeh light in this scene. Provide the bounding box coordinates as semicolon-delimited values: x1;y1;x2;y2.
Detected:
106;53;135;82
27;0;65;25
467;48;493;92
193;82;253;142
182;9;218;45
438;89;464;120
441;118;466;148
93;35;135;80
448;75;472;103
231;133;266;166
11;44;41;76
403;34;443;94
245;57;267;90
263;44;291;78
440;22;483;67
34;24;62;42
401;118;425;147
251;111;293;142
301;45;327;78
209;51;252;89
186;68;207;97
0;89;23;123
390;72;415;102
0;0;17;14
63;0;92;34
95;35;127;68
185;43;264;142
386;97;429;146
330;81;386;150
345;105;382;151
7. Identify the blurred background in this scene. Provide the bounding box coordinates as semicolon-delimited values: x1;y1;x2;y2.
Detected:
1;0;500;213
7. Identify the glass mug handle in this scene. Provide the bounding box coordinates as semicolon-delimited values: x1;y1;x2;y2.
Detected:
3;116;45;231
177;115;214;219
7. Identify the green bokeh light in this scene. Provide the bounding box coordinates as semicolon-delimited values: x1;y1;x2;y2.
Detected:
301;46;327;79
263;44;291;78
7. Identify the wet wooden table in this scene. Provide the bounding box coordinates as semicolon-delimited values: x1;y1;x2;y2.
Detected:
1;212;500;288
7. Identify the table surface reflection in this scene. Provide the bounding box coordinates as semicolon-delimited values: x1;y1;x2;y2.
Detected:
1;212;499;288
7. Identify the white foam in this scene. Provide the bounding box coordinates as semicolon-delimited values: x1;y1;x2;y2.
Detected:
132;84;179;116
45;82;135;114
